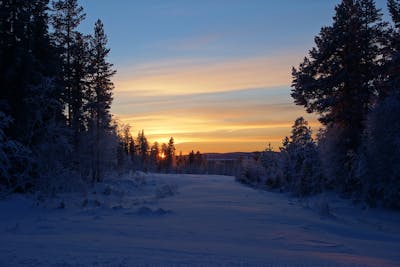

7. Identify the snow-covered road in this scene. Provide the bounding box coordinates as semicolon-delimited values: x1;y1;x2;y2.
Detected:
0;174;399;266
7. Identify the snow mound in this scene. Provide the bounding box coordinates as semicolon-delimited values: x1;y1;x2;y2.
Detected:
155;184;178;199
135;206;173;216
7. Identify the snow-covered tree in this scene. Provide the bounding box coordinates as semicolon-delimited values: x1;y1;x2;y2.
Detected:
86;19;116;182
292;0;386;193
360;94;400;208
0;112;32;192
115;123;135;171
0;0;73;192
280;117;322;196
260;143;282;188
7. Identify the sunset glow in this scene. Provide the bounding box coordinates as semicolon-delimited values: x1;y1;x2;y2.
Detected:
109;55;321;154
76;0;368;153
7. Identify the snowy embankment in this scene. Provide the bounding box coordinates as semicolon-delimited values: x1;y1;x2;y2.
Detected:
0;173;399;267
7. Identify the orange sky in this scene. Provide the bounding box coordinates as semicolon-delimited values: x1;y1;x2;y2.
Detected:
111;52;320;154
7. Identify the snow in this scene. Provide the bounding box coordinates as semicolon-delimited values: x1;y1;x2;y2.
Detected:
0;173;399;267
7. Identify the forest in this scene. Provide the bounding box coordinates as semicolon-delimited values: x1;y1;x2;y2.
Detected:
238;0;400;209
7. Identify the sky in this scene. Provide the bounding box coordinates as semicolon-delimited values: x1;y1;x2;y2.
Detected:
78;0;388;153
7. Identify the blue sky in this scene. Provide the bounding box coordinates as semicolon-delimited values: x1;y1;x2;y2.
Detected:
78;0;389;153
79;1;344;63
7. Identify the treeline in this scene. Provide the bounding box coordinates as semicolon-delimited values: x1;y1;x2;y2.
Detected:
238;0;400;209
116;127;212;174
116;127;176;173
0;0;117;193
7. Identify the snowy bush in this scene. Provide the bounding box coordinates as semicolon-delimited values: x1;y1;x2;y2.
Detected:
155;184;178;199
359;94;400;209
318;126;361;195
313;197;332;217
261;146;283;189
243;117;323;197
236;159;266;186
36;170;87;195
130;171;147;186
0;112;33;193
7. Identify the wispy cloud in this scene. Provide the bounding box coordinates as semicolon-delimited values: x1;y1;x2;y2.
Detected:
114;52;301;96
168;34;222;51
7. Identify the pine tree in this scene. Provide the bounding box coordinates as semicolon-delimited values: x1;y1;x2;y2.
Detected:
0;0;68;190
188;150;195;166
261;143;282;188
51;0;86;127
195;150;203;171
388;0;400;28
385;0;400;94
116;123;134;171
160;143;168;171
361;95;400;208
176;150;184;173
280;117;321;196
70;32;89;135
292;0;385;147
87;19;116;182
0;0;36;141
0;111;31;190
149;141;160;171
166;137;176;172
24;0;64;144
135;130;149;171
292;0;386;193
129;136;135;166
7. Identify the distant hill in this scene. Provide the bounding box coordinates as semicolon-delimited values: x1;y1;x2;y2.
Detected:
204;152;260;161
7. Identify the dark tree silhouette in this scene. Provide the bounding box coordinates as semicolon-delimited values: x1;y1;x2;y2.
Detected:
166;137;176;172
291;0;386;193
292;0;386;145
385;0;400;94
136;130;149;171
51;0;86;127
87;19;116;182
0;0;67;190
